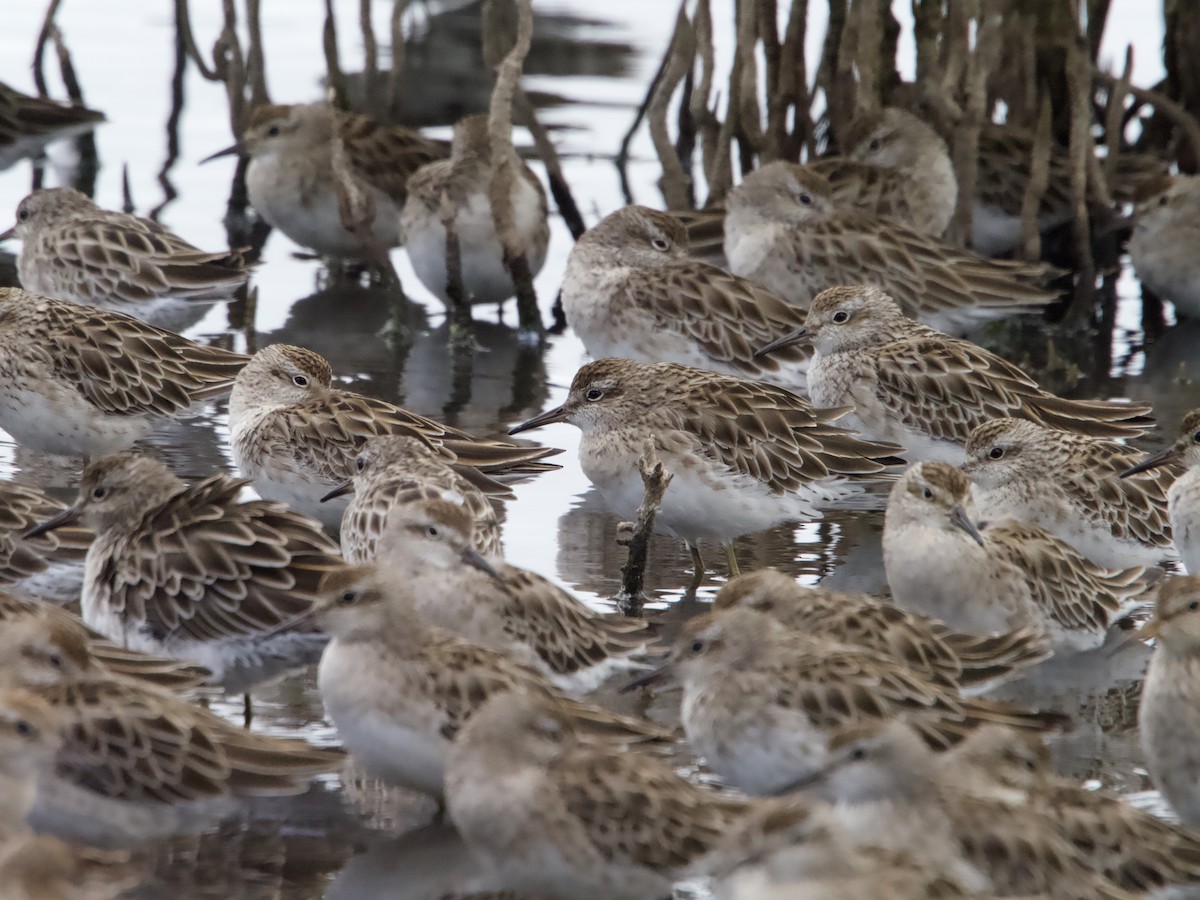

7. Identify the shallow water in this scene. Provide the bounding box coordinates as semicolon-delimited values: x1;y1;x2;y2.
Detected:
0;1;1194;896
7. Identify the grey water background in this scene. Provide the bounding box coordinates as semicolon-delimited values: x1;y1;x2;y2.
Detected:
0;1;1192;895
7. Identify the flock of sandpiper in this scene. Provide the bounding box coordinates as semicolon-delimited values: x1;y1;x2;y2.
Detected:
2;67;1200;899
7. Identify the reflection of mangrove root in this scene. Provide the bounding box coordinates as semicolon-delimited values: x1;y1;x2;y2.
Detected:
613;441;673;617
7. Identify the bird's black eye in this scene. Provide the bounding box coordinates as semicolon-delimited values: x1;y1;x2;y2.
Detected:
91;486;107;500
850;747;866;760
989;447;1004;460
868;138;881;152
650;237;669;251
832;310;849;324
1193;430;1200;443
922;488;933;499
797;193;812;206
1160;195;1170;207
266;125;280;137
355;456;367;473
426;526;439;538
585;388;604;401
690;639;704;653
16;208;29;222
47;654;62;669
292;374;309;387
1189;601;1199;612
338;591;357;606
14;720;32;737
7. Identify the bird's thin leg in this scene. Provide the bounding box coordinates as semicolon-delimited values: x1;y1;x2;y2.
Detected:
725;543;741;577
687;542;706;592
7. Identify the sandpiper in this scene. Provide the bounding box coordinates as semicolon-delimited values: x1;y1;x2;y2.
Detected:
723;161;1059;333
758;285;1153;462
963;417;1174;568
0;686;64;824
0;288;248;458
326;434;504;563
205;102;447;260
883;462;1155;651
1;188;250;308
400;114;549;307
560;205;812;390
0;591;210;692
714;812;975;900
0;79;104;167
0;616;342;849
374;496;654;692
1121;408;1200;574
678;106;958;263
1129;175;1200;318
0;688;123;900
713;568;1051;695
509;357;903;576
625;605;1063;796
228;343;559;528
311;563;670;800
972;121;1167;256
24;452;343;687
947;724;1200;893
813;106;958;236
1139;575;1200;827
445;688;803;900
0;480;92;599
794;719;1135;898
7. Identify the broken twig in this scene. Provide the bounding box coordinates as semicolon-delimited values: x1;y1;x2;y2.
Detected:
612;441;673;617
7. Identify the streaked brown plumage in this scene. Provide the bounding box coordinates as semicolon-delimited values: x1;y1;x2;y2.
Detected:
516;356;905;490
3;188;250;306
724;162;1059;333
376;497;653;691
801;720;1138;899
561;206;813;389
635;605;1065;796
763;286;1153;462
0;80;103;155
0;81;103;140
0;591;210;691
226;102;448;259
963;417;1174;567
508;357;904;570
228;344;559;527
679;106;958;261
446;688;808;899
0;288;249;458
949;725;1200;893
0;616;342;849
335;434;505;563
971;121;1167;254
27;452;343;686
313;563;672;800
885;462;1156;652
0;480;92;586
1121;409;1200;574
713;568;1051;695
